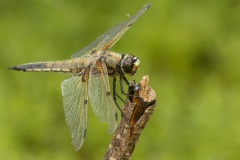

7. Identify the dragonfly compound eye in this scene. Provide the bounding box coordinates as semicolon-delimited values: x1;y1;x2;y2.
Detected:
121;54;140;76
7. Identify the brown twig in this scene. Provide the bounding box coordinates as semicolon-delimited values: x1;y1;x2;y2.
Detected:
104;76;156;160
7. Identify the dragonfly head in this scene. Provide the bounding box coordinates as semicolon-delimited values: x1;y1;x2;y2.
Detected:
121;54;140;76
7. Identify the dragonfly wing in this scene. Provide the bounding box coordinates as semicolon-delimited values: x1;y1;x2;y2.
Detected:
88;60;118;134
61;75;88;151
71;3;151;58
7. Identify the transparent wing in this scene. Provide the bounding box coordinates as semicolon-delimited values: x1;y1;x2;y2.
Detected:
71;3;151;58
88;60;118;134
61;75;88;151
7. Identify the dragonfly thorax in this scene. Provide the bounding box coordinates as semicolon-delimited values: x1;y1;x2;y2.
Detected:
121;54;140;76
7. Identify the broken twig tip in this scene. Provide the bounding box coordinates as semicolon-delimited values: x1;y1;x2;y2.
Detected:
105;76;156;160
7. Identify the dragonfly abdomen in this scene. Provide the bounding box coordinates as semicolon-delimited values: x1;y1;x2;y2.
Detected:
9;60;86;73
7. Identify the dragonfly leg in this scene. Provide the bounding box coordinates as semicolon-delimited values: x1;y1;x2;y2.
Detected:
113;77;126;102
121;73;130;85
116;92;125;103
119;76;128;95
113;77;128;121
120;74;140;98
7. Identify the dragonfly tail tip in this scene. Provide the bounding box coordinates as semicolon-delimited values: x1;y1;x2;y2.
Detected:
8;65;26;71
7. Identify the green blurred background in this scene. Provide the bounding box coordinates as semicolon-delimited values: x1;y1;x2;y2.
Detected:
1;0;240;159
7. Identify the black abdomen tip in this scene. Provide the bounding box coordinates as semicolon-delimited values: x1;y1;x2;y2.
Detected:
8;66;26;71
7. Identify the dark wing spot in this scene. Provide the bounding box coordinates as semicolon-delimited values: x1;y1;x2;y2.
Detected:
84;99;88;104
83;129;87;138
91;50;97;55
115;112;118;121
127;23;133;27
106;91;111;96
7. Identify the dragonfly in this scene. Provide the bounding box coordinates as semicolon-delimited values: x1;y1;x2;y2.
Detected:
9;3;151;151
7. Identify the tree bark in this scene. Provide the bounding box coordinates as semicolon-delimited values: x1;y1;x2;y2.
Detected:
104;76;156;160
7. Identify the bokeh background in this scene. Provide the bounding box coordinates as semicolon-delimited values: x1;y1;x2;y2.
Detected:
1;0;240;159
